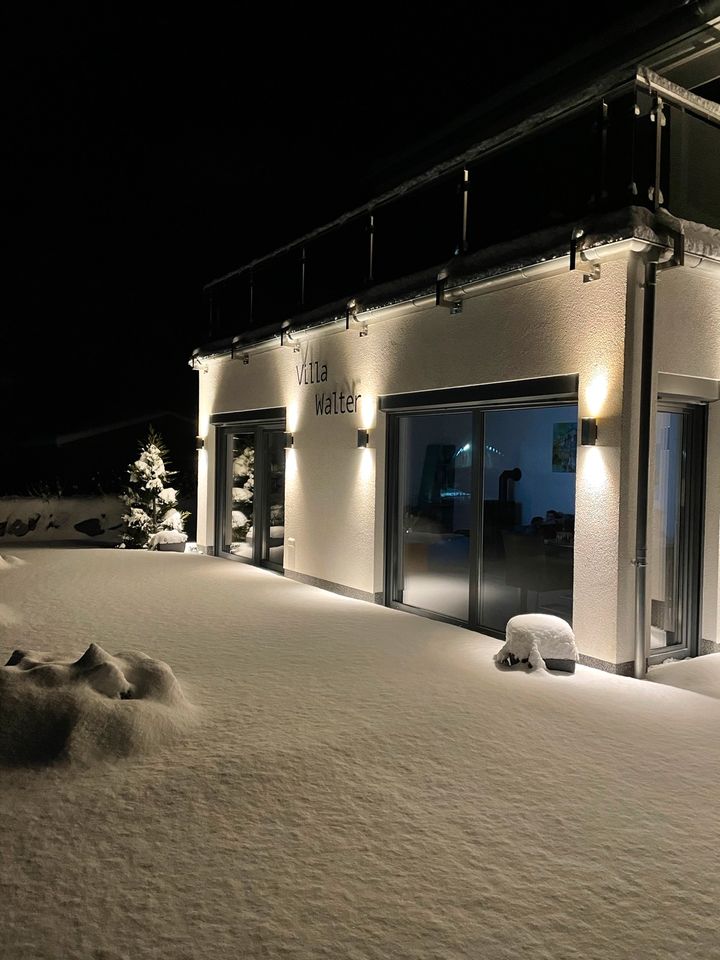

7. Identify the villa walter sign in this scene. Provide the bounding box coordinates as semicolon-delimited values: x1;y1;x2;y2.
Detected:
296;361;361;416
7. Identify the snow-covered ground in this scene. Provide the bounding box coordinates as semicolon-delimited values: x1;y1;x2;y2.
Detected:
1;546;719;959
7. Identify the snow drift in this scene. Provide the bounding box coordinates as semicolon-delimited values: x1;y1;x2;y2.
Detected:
0;553;26;571
0;642;196;765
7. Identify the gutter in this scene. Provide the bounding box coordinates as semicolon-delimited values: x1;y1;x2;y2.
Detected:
190;237;651;365
191;236;720;367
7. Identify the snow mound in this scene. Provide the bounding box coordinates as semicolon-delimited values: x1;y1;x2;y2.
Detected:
0;553;26;570
648;652;720;700
0;643;197;765
494;613;578;672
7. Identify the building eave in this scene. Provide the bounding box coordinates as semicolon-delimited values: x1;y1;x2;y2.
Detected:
190;206;720;366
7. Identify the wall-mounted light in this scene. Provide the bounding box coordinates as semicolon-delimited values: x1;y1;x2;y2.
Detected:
357;429;370;448
284;433;294;449
581;417;598;446
195;436;205;450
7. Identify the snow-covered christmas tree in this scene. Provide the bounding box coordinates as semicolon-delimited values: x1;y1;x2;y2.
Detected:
120;428;190;549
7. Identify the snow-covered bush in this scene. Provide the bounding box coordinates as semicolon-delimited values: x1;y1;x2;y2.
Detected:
120;429;190;549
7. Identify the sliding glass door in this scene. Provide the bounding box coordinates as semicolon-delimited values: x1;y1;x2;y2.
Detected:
216;421;286;570
649;403;705;659
388;402;577;634
481;407;575;631
396;412;475;620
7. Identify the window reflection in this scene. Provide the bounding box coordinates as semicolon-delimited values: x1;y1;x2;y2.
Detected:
400;412;473;620
481;407;576;630
393;404;577;632
264;430;285;567
227;433;255;558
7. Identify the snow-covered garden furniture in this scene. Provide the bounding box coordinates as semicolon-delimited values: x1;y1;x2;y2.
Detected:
494;613;578;673
148;529;188;552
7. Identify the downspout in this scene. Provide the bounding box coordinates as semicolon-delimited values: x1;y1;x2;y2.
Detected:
634;230;685;679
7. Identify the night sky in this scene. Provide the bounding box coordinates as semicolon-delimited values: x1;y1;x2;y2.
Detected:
3;2;688;489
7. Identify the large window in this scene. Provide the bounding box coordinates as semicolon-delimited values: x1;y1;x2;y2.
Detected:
215;416;286;570
386;389;577;634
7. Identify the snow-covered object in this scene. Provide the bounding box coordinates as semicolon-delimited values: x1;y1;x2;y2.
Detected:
495;613;578;671
147;529;188;550
121;430;189;548
1;496;124;544
231;508;249;528
0;642;196;764
130;445;167;490
161;508;185;532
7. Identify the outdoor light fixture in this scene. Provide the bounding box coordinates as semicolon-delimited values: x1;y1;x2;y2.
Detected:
581;417;598;445
195;436;205;450
284;433;294;449
357;429;370;448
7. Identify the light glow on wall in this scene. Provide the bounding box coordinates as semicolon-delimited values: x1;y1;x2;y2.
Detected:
286;400;300;433
285;447;298;482
581;445;607;490
358;447;374;483
198;412;210;438
197;447;208;476
586;372;608;417
360;394;377;430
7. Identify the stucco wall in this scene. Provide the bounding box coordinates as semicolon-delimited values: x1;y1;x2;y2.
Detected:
197;257;629;663
652;263;720;653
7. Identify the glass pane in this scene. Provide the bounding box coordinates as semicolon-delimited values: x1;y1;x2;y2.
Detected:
264;431;285;566
481;407;576;632
398;412;473;620
650;412;683;648
226;432;255;558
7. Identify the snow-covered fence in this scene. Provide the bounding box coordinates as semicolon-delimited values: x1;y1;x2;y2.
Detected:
0;496;124;544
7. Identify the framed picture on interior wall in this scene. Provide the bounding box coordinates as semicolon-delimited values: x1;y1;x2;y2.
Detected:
552;422;577;473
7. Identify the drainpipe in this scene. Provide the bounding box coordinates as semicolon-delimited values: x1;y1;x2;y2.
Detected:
634;230;684;679
633;257;659;679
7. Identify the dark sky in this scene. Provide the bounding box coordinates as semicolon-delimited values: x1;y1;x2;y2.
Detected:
3;2;688;445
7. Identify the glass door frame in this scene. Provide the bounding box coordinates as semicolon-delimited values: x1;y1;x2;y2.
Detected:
213;412;286;572
387;410;484;626
647;399;706;664
382;375;579;636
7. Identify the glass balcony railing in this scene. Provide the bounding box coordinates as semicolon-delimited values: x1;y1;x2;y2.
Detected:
203;70;720;346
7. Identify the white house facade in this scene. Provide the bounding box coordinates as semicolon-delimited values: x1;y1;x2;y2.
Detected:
192;47;720;677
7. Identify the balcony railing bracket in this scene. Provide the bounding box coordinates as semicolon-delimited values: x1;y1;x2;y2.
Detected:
435;275;463;314
570;228;601;281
